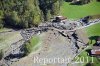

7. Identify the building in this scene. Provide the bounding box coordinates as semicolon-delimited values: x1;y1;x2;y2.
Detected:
91;46;100;56
88;37;100;56
53;16;67;22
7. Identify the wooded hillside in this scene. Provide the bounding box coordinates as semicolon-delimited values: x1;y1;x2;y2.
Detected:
0;0;63;28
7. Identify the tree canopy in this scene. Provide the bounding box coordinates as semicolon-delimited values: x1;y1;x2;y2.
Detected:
0;0;62;28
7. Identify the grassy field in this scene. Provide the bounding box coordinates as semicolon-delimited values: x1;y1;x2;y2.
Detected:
0;28;11;32
30;36;40;47
24;35;40;55
30;35;41;51
86;23;100;37
0;31;22;50
60;0;100;19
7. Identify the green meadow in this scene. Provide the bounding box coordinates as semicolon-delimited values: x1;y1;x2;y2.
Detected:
86;23;100;37
60;1;100;19
24;35;40;55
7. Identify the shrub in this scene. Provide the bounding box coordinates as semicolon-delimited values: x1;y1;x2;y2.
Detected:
0;50;3;60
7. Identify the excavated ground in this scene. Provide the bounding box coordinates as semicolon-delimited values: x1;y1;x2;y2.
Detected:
10;29;88;66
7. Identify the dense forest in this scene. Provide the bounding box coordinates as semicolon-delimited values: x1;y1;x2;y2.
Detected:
0;0;63;29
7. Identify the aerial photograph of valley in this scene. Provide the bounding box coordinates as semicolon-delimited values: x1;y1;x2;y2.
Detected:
0;0;100;66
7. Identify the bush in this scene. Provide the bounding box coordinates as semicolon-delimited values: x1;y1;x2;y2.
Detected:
0;50;3;60
4;11;21;28
0;10;4;28
23;36;39;56
0;20;4;29
97;0;100;2
23;42;31;56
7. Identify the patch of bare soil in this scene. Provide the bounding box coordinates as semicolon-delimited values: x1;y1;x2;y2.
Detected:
10;29;88;66
0;31;23;50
